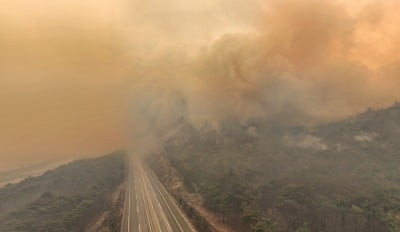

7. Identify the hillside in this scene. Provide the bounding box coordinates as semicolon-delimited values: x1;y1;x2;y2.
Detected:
0;159;73;188
0;152;126;232
163;103;400;232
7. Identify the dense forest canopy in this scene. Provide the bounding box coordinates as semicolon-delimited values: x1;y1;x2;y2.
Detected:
164;103;400;232
0;152;126;232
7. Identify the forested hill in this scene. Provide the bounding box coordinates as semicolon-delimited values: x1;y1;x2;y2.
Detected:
0;152;126;232
164;103;400;232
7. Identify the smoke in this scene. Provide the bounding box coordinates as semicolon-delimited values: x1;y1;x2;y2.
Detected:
1;0;400;167
128;0;400;138
0;0;131;170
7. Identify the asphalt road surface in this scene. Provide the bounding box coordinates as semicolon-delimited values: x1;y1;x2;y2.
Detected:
121;155;196;232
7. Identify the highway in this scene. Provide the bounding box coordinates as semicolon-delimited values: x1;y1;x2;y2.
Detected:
121;155;196;232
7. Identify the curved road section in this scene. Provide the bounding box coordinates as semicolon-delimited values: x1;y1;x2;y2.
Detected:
121;155;196;232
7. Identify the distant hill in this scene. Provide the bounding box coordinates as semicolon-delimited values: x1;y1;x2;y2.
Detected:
163;103;400;232
0;159;74;188
0;151;126;232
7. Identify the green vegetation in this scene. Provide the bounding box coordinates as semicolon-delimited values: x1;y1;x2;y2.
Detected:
0;151;126;232
164;103;400;231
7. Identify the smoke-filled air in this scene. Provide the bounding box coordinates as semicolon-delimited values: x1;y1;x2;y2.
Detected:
3;1;400;232
1;0;400;168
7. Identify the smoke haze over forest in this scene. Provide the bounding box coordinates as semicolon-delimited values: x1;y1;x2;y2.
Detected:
1;0;400;170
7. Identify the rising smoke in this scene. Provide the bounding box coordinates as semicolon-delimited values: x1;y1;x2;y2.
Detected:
129;0;400;136
1;0;400;167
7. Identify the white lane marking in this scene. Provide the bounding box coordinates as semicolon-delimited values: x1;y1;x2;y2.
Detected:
138;159;163;232
157;149;196;232
140;161;173;232
139;223;141;232
136;159;154;232
127;172;131;232
144;164;184;232
156;199;173;231
141;163;174;232
159;149;197;232
146;162;196;232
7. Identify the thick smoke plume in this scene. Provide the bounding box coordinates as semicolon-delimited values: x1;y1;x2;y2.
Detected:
129;0;400;137
2;0;400;167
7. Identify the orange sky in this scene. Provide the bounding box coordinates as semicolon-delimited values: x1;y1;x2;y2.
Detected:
0;0;131;171
1;0;399;171
0;0;260;171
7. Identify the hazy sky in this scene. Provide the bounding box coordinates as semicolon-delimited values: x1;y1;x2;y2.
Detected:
1;0;400;171
0;0;259;170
